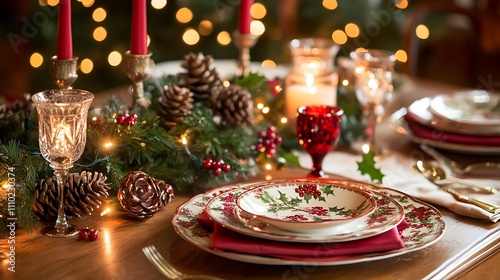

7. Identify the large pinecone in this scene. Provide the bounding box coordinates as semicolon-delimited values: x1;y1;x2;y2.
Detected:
208;85;254;126
177;52;222;101
158;84;194;126
33;171;109;219
117;171;174;219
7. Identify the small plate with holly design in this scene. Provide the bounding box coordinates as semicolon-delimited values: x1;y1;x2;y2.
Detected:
235;180;377;234
206;183;404;243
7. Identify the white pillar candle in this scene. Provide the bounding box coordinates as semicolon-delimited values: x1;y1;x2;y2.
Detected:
285;73;337;119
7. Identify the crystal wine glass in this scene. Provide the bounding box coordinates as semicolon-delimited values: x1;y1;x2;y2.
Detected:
296;105;343;178
32;89;94;237
350;49;396;153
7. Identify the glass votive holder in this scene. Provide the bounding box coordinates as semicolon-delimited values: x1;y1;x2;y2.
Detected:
284;38;340;123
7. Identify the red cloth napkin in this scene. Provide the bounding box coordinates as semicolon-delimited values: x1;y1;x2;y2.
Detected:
405;113;500;147
198;211;407;261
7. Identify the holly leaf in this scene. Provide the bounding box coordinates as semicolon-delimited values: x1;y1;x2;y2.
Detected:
321;185;335;196
356;151;385;183
236;72;267;90
278;190;288;204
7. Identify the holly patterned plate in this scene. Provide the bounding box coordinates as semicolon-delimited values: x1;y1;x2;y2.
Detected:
171;179;446;265
235;180;377;234
206;183;404;243
429;90;500;126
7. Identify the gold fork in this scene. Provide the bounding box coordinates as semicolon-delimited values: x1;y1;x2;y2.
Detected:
142;245;224;280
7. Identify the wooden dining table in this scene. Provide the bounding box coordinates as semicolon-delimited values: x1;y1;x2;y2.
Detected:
1;74;500;280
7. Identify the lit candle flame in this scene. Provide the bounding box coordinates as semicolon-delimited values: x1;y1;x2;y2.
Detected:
368;77;379;91
54;123;72;153
305;73;318;94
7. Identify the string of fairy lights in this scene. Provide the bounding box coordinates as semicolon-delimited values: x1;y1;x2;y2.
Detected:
28;0;431;77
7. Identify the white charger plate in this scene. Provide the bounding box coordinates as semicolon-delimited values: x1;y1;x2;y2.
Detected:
205;182;404;243
171;179;446;266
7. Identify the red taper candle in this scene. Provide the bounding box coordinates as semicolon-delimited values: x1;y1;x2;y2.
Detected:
238;0;253;34
57;0;73;59
131;0;148;55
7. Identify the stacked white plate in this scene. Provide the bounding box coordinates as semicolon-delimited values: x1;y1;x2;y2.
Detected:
390;90;500;154
172;178;445;265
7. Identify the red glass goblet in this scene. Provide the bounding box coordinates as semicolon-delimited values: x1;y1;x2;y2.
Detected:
297;105;343;178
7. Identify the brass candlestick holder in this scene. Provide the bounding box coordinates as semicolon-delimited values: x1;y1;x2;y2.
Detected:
125;51;152;109
51;56;78;89
233;31;258;78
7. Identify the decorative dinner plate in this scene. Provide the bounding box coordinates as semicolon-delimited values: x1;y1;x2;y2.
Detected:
205;182;404;243
389;108;500;155
407;97;500;135
171;179;446;266
429;90;500;126
235;180;377;233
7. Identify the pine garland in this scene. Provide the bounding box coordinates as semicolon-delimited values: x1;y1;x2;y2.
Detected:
0;70;294;232
0;140;52;232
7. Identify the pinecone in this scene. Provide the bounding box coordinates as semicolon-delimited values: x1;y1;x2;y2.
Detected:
158;84;194;126
117;171;174;219
33;171;109;219
177;52;222;101
208;85;254;126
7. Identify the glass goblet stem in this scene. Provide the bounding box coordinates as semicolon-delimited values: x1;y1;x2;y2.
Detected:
53;169;70;230
364;103;379;151
309;153;326;178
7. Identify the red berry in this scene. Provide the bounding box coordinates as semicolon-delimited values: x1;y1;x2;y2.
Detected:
79;227;90;240
264;139;272;147
267;126;276;134
267;132;277;140
203;158;213;169
213;159;224;169
257;131;266;139
88;229;99;241
266;148;276;157
116;115;125;124
213;167;222;176
274;136;282;145
130;114;138;122
255;143;264;151
221;164;231;173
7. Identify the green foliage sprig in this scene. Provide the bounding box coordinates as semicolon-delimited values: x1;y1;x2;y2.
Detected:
0;72;297;232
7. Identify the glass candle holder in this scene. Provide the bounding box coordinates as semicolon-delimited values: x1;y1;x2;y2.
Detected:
285;38;340;122
350;49;396;153
32;89;93;237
